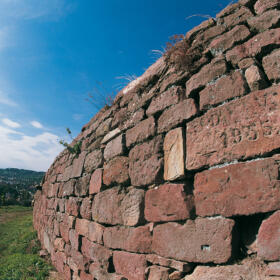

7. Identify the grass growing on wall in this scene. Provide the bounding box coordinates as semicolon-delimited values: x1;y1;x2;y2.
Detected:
0;206;51;280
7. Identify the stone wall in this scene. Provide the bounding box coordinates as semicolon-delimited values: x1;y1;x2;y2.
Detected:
33;0;280;279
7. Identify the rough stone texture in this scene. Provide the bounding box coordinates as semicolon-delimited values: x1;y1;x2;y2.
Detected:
104;134;124;161
194;158;280;217
75;218;90;237
266;262;280;276
103;156;129;186
158;99;197;133
92;187;144;226
263;49;280;82
200;71;247;110
254;0;280;14
113;251;147;280
80;197;92;220
145;184;194;222
147;266;170;280
103;225;152;253
152;217;235;263
84;149;103;173
129;136;163;186
89;168;102;194
163;128;184;180
101;128;121;144
257;210;280;261
75;175;90;196
187;86;280;170
88;221;104;244
221;6;253;27
126;117;155;147
245;64;267;91
186;57;227;96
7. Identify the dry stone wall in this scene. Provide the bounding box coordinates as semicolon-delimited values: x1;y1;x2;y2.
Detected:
33;0;280;279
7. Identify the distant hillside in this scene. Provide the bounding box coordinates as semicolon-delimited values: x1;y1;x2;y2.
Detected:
0;168;45;206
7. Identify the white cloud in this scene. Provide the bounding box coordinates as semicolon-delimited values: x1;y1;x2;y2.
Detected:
2;118;20;128
0;125;63;171
0;90;17;106
31;120;43;129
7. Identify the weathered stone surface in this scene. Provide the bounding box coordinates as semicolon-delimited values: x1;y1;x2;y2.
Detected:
266;262;280;276
245;65;267;91
221;6;253;27
88;221;104;244
163;128;184;180
145;184;194;222
254;0;280;14
92;187;144;226
75;175;90;196
84;149;103;174
113;251;147;280
216;2;241;18
95;117;112;138
238;57;255;69
208;25;250;55
187;86;280;170
257;210;280;261
126;117;155;148
71;151;86;178
248;10;280;32
54;238;65;252
89;168;102;194
80;271;93;280
186;57;227;96
194;158;280;217
147;266;169;280
129;136;163;186
263;49;280;82
158;99;197;133
101;128;121;144
226;28;280;65
104;134;124;161
103;156;129;186
69;229;79;251
186;18;216;41
76;218;90;237
80;197;92;220
152;217;235;263
200;71;247;110
66;197;80;216
146;86;182;116
146;254;192;272
103;225;152;253
120;108;145;130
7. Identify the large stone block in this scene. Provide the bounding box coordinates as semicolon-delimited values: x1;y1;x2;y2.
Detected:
254;0;280;14
186;86;280;170
92;187;144;226
104;134;124;161
263;49;280;82
145;184;194;222
126;117;155;147
89;168;102;194
103;225;152;253
80;197;92;220
157;99;197;133
152;217;235;263
200;71;247;110
129;136;163;186
163;127;184;180
194;158;280;217
248;10;280;32
103;156;129;186
245;65;267;91
76;218;90;237
71;151;86;178
88;221;104;244
113;251;147;280
257;210;280;261
65;197;80;216
84;149;103;174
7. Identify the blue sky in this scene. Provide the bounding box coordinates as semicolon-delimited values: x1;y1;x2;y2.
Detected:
0;0;233;171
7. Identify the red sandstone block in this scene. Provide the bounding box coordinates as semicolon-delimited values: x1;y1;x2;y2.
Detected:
208;25;250;55
104;134;124;161
147;265;170;280
83;149;103;174
69;229;79;251
121;108;145;130
75;218;90;237
54;251;66;273
157;99;197;133
80;271;93;280
186;86;280;170
126;117;155;148
65;197;80;216
152;217;235;264
71;151;86;178
257;210;280;261
266;262;280;276
80;197;92;220
103;156;129;186
64;265;71;280
263;49;280;82
129;136;163;186
248;10;280;32
200;71;247;110
75;175;90;197
254;0;280;14
60;179;75;197
245;65;267;91
89;168;102;194
194;158;280;217
54;238;65;251
48;183;59;198
113;251;147;280
226;28;280;65
146;86;182;116
220;6;253;27
145;184;194;222
103;225;152;253
92;187;144;226
186;57;227;96
88;221;104;244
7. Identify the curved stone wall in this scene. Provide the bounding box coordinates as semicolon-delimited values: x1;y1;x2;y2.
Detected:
34;0;280;279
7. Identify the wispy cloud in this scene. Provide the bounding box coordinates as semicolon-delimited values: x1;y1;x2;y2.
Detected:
30;120;43;129
0;90;17;106
2;118;20;128
0;125;63;171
